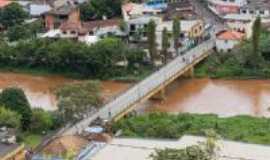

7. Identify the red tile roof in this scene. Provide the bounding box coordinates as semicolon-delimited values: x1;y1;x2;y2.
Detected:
0;0;11;8
217;30;245;40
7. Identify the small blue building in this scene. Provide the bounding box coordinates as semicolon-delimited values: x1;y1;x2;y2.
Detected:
144;0;183;10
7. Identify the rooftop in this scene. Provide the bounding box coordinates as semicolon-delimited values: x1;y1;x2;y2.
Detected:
0;0;11;8
91;136;270;160
217;30;245;40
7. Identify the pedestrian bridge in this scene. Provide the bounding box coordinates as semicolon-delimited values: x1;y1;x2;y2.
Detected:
64;39;215;135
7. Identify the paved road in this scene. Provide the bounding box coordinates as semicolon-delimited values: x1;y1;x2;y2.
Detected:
191;0;227;33
63;39;215;135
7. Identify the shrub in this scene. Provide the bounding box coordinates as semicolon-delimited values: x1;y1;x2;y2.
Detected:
30;108;54;134
0;106;21;129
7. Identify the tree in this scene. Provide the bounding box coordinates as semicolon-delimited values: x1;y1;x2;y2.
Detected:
0;87;32;130
246;16;262;68
0;3;28;28
30;108;54;134
80;0;122;20
147;20;158;63
252;17;262;56
161;28;170;64
6;25;30;41
56;81;102;122
172;17;180;55
0;106;21;129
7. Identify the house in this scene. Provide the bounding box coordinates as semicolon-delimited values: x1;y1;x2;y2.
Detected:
122;2;163;21
127;16;162;41
0;0;11;8
215;30;245;52
239;0;270;22
41;8;122;45
28;4;52;17
224;14;254;38
127;15;204;51
163;0;196;21
207;0;247;15
145;0;185;10
43;4;78;30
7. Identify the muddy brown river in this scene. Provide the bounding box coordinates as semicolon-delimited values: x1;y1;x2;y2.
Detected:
141;78;270;117
2;72;270;117
0;72;130;111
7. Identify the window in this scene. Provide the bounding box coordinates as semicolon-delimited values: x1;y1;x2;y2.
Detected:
130;24;136;31
71;30;76;34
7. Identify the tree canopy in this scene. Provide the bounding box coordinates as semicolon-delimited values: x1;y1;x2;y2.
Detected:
0;3;28;28
0;87;32;130
56;81;101;122
80;0;122;21
0;38;146;79
0;106;21;129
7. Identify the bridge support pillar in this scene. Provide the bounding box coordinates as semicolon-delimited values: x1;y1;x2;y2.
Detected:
183;66;194;78
151;88;166;100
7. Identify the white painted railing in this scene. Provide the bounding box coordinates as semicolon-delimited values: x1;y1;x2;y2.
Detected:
64;39;215;135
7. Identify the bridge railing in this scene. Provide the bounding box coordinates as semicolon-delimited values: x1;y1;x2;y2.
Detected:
99;39;215;118
64;39;215;135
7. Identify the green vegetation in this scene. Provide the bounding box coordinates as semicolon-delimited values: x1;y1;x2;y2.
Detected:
30;108;54;134
0;87;32;130
113;113;270;145
56;81;102;122
147;20;158;62
6;20;44;41
80;0;122;21
0;106;21;129
151;130;220;160
19;133;43;148
161;28;170;64
195;29;270;78
0;87;59;147
0;38;149;80
173;17;180;53
0;3;28;28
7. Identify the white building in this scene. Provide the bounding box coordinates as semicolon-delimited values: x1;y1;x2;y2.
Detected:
215;30;245;52
207;0;247;15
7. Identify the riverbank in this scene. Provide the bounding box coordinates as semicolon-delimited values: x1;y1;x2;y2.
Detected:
113;113;270;145
195;31;270;79
195;53;270;79
0;65;153;82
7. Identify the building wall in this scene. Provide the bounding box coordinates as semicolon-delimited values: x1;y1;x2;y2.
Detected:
188;21;204;38
226;20;253;38
216;39;239;52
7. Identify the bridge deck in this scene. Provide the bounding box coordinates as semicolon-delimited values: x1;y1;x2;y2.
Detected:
64;39;215;135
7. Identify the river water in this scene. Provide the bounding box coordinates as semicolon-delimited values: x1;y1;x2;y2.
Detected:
2;72;270;117
0;72;130;111
141;78;270;117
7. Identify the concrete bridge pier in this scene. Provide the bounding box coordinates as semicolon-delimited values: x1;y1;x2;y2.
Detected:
183;66;194;78
151;88;166;100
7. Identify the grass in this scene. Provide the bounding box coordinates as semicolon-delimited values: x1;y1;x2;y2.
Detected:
113;113;270;145
20;133;43;148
